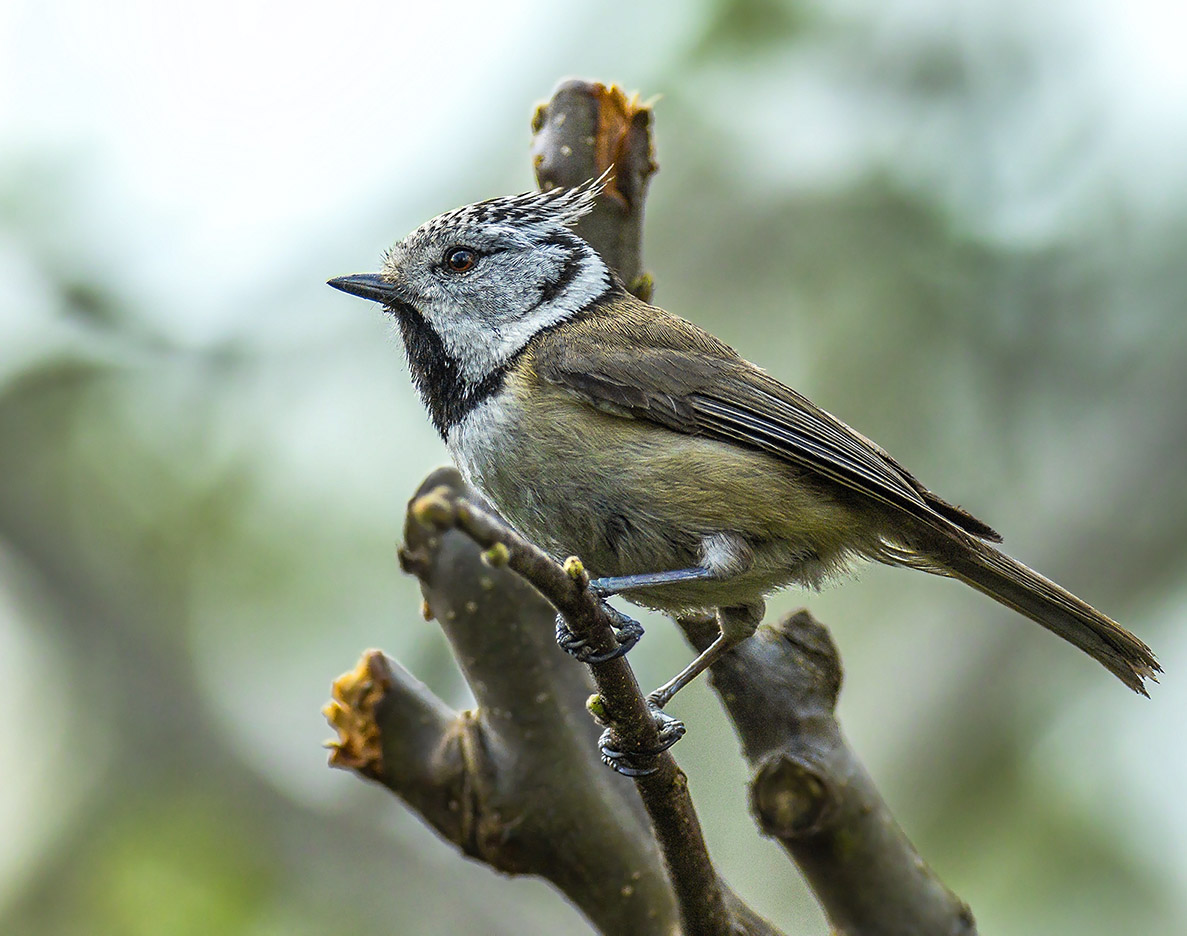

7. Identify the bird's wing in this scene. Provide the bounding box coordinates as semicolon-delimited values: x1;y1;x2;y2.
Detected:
531;303;1000;542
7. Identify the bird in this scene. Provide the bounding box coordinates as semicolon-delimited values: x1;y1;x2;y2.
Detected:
328;177;1159;753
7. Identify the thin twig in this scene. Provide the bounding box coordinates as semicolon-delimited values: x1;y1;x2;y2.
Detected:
409;482;741;936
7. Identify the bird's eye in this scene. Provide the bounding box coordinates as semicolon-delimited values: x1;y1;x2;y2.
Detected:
443;247;477;273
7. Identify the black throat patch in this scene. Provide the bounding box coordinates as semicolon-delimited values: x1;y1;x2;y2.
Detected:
391;301;507;438
390;275;620;438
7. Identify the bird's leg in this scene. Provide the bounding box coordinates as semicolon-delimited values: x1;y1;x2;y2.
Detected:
598;601;764;776
647;601;764;708
566;539;759;773
556;564;715;664
587;565;716;598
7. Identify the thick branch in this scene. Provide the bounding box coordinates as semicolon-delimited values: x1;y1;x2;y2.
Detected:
679;612;978;936
329;468;679;936
407;479;753;936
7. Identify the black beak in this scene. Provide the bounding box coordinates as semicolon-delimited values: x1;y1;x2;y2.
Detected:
327;273;402;305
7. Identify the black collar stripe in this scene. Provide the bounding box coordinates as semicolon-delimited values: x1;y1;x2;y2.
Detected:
394;277;619;437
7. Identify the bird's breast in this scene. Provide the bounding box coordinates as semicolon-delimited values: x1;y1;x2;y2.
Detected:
445;376;876;606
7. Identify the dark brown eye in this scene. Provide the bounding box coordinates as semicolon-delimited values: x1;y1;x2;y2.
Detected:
444;247;477;273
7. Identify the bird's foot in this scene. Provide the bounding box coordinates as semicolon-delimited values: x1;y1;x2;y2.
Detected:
554;604;644;664
598;704;686;777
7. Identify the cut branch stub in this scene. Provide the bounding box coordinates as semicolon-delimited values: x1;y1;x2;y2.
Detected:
324;650;394;780
532;78;657;298
750;751;838;840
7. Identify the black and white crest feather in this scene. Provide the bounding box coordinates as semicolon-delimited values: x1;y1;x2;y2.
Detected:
419;170;609;238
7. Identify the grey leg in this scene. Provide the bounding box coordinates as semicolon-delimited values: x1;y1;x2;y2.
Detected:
563;565;718;665
647;601;764;708
588;566;716;598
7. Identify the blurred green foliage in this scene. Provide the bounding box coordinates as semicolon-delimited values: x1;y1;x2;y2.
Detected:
2;1;1184;934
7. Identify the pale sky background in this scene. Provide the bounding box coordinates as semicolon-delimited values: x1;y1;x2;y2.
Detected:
3;0;1186;335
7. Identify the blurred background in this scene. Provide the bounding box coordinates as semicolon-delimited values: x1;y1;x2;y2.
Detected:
2;0;1185;933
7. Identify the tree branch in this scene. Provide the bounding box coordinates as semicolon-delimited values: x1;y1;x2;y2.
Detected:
532;79;657;299
406;479;754;936
326;77;980;936
677;611;978;935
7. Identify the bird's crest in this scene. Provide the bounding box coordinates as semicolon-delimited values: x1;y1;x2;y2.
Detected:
426;170;609;235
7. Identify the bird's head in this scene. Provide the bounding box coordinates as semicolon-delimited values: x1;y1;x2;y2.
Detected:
329;178;614;396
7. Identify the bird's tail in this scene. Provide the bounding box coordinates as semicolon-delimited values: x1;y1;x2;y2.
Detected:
932;542;1159;694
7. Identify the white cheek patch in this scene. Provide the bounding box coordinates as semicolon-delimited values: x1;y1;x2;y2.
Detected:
432;249;610;384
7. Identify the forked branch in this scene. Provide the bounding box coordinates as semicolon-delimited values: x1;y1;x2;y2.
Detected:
326;78;978;936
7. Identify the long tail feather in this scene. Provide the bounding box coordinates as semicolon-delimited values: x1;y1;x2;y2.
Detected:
937;544;1160;694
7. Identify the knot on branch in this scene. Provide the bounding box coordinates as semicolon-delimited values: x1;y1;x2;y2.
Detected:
749;751;838;840
435;711;535;873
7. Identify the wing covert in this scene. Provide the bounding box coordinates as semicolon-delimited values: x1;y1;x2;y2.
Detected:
528;302;1000;541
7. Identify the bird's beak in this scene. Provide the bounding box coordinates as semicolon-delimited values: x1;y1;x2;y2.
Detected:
327;273;403;305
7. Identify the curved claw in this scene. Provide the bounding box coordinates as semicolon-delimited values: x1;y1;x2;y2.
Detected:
555;614;590;654
598;707;686;776
599;739;660;776
555;609;644;664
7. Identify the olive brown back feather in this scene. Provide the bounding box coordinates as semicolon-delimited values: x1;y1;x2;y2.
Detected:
537;292;1003;543
533;289;1158;693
